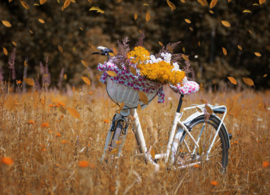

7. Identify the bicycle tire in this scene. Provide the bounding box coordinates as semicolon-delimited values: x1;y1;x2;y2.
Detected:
172;115;229;171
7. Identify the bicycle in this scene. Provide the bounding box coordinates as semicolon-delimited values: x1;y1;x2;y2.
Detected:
93;47;232;172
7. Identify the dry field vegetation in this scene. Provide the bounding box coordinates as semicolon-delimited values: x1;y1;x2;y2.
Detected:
0;83;270;195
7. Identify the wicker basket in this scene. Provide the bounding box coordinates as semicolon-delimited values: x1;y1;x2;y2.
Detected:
106;77;158;109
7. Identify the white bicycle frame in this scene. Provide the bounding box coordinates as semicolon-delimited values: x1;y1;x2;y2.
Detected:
129;104;229;170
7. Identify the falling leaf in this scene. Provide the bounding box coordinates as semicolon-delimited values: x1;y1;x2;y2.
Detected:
113;48;118;55
242;78;254;86
143;3;149;6
158;41;163;46
134;13;138;20
222;47;227;55
146;11;150;22
2;21;12;27
59;105;66;115
211;181;218;186
210;0;217;9
33;3;40;6
109;52;115;57
81;60;88;67
110;148;118;154
167;45;173;53
150;148;155;159
139;91;148;105
254;52;261;57
80;27;83;31
263;74;267;77
137;104;141;111
139;30;142;34
167;0;176;11
67;107;80;119
253;3;259;6
205;105;213;115
9;0;12;2
12;41;17;47
259;0;266;5
248;30;252;34
64;74;67;79
40;0;47;5
29;30;33;34
58;45;63;53
253;151;263;164
64;0;71;9
23;78;35;86
182;47;185;53
189;27;193;31
118;0;122;2
237;45;242;50
3;47;8;56
196;107;203;112
38;19;45;23
209;10;214;14
185;19;191;23
221;20;231;27
24;60;27;66
119;102;125;112
106;71;117;77
20;1;30;9
198;41;201;46
227;77;237;85
181;0;185;2
243;9;251;13
33;151;44;164
197;0;208;6
88;0;92;2
86;107;92;112
81;77;91;85
182;54;189;62
44;74;48;77
130;67;137;75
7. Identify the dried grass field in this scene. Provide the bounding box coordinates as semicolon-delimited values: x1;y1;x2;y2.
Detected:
0;84;270;195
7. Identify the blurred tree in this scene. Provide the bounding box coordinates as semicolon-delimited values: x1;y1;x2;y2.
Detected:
0;0;269;90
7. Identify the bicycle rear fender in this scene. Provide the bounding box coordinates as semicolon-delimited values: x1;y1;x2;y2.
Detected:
183;112;231;149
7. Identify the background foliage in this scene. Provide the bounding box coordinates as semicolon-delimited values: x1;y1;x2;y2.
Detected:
0;0;269;90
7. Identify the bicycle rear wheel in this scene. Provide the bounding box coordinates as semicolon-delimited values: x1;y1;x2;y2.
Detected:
172;115;229;171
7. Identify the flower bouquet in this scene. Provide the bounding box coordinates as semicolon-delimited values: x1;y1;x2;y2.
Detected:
97;32;197;109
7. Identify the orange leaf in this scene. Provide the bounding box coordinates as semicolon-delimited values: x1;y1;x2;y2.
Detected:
81;60;88;67
2;20;12;27
130;66;137;75
146;11;150;22
184;19;191;23
3;47;8;56
150;148;155;159
254;52;261;57
20;1;30;9
227;77;237;85
23;77;35;86
167;0;176;11
263;74;267;77
243;9;251;13
134;13;138;20
237;45;242;50
222;47;227;55
40;0;47;5
158;41;163;46
210;0;217;9
182;54;189;62
12;41;17;47
139;91;148;105
58;45;63;53
38;19;45;23
64;0;71;9
197;0;208;6
67;107;80;119
106;71;117;77
221;20;231;27
242;78;254;86
259;0;266;5
81;77;91;85
113;48;118;55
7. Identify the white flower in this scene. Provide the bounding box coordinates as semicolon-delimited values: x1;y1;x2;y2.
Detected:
172;62;179;71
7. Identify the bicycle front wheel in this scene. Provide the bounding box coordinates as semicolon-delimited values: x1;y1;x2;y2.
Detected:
173;115;229;171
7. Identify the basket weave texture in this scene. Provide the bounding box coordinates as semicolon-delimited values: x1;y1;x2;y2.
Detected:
106;77;158;109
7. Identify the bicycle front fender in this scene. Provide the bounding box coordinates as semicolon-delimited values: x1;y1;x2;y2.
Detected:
183;112;231;149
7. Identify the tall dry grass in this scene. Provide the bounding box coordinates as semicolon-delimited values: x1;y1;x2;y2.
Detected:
0;83;270;194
